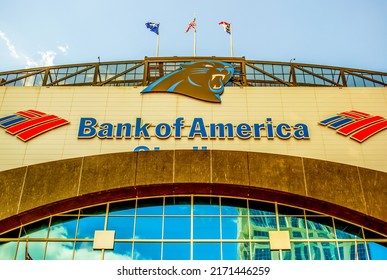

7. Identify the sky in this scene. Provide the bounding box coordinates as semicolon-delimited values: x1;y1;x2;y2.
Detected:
0;0;386;72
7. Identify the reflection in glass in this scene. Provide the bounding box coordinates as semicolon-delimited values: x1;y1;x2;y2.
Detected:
45;241;74;260
223;242;250;260
0;195;386;260
104;242;132;260
133;242;161;260
310;242;339;260
109;200;135;215
283;242;310;260
137;198;163;215
367;242;387;260
21;219;50;238
163;242;190;260
165;197;190;215
135;217;162;239
49;216;77;239
74;242;101;260
0;242;17;260
16;241;45;260
194;217;220;239
164;217;190;239
193;242;220;260
107;217;134;239
252;242;279;260
306;217;335;239
194;197;220;215
76;216;105;239
335;219;363;239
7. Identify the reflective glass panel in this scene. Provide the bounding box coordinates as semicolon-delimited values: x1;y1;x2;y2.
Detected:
45;241;74;260
222;242;250;260
49;216;77;239
164;217;190;239
133;242;161;260
163;242;190;260
135;217;162;239
193;242;220;260
283;242;310;260
76;216;105;239
310;242;339;260
74;242;101;260
193;217;220;239
367;242;387;260
165;196;191;215
0;241;17;260
16;241;45;260
107;217;134;239
104;242;133;260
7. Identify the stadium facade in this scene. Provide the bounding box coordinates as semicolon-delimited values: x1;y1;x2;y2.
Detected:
0;56;386;260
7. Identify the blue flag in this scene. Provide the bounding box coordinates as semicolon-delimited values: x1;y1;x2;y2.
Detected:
145;22;160;35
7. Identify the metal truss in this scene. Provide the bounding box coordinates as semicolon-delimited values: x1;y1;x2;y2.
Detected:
0;56;386;87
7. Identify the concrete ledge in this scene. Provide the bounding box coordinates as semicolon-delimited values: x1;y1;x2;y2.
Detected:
0;150;386;235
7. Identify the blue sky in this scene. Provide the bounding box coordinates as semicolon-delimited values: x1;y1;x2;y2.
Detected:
0;0;386;72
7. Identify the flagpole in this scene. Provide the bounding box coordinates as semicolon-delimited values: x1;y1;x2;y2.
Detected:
230;23;234;57
194;27;196;57
156;23;160;57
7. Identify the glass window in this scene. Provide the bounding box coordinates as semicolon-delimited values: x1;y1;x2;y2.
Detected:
222;242;250;260
74;242;101;260
164;217;190;239
21;218;50;238
194;197;220;215
306;216;335;239
49;216;78;239
137;198;163;215
367;242;387;260
283;242;310;260
335;219;363;239
165;196;191;215
109;200;135;215
163;242;190;260
0;241;17;260
45;241;74;260
104;242;133;260
135;217;162;239
221;198;247;215
16;241;46;260
222;217;243;239
107;216;134;239
133;242;161;260
193;242;220;260
310;242;339;260
193;217;220;239
76;216;105;239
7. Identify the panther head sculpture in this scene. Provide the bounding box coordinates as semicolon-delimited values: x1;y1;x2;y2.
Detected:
141;61;234;103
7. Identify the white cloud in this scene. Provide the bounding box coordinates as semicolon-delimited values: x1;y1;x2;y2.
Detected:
0;30;69;69
0;30;20;59
58;44;69;54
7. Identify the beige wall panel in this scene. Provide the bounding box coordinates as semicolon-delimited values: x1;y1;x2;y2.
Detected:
0;86;386;174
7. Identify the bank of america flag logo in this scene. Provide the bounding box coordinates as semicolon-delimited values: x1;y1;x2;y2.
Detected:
319;110;387;143
0;109;69;142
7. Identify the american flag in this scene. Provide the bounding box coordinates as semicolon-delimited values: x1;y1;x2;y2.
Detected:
219;21;231;34
185;18;196;33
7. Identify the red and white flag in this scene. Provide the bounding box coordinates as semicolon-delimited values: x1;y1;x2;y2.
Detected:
219;21;231;34
185;18;196;33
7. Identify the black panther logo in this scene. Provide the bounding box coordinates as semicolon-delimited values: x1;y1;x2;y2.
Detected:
141;61;234;103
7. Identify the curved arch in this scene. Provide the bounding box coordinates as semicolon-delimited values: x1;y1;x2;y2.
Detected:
0;150;386;235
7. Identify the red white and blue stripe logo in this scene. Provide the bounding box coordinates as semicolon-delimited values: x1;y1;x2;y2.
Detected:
0;110;70;142
319;110;387;142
